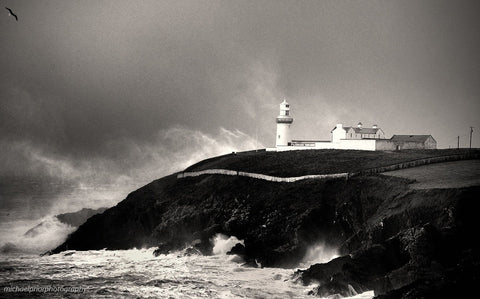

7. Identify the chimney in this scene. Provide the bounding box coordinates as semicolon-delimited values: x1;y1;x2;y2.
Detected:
357;122;363;128
373;124;378;129
336;123;343;129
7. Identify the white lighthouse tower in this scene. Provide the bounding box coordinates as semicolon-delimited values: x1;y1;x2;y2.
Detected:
275;98;293;147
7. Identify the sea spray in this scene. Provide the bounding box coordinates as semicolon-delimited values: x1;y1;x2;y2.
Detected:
0;248;314;298
211;233;244;255
0;216;75;254
0;248;374;298
299;242;339;268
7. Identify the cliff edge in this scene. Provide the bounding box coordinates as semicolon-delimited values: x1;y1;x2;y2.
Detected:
52;149;480;298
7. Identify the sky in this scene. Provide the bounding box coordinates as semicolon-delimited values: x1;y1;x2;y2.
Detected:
1;0;479;219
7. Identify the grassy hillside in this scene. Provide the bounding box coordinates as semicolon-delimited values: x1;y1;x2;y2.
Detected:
52;148;480;297
383;160;480;189
185;149;479;177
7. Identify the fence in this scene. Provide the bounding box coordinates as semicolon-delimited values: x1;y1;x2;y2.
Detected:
355;153;480;176
177;168;349;182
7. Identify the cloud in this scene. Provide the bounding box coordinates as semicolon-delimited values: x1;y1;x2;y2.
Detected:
0;126;262;218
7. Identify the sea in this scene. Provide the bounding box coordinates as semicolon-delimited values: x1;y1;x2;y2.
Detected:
0;178;374;298
0;228;374;299
0;247;374;299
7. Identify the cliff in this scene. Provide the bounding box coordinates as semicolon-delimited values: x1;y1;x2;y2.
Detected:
52;149;480;298
55;207;109;227
24;208;108;238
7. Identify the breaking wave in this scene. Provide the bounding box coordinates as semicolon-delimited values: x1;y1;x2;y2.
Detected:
299;242;339;268
211;233;244;255
0;248;373;298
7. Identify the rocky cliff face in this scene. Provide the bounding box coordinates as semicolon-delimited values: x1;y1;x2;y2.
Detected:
294;185;480;298
55;208;108;227
51;151;480;298
53;174;410;262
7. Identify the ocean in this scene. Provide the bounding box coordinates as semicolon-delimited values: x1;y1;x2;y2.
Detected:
0;248;374;298
0;179;374;298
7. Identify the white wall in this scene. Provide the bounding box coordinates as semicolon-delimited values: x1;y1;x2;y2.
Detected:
332;124;346;142
273;139;376;151
337;139;376;151
275;142;334;151
314;142;336;149
276;123;291;147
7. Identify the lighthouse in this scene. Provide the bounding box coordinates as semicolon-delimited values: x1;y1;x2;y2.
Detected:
275;98;293;147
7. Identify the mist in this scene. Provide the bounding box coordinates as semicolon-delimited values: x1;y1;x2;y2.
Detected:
0;216;76;254
0;126;261;222
299;242;339;268
1;0;480;248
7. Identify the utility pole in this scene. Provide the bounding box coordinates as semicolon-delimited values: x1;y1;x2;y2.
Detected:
255;124;258;152
457;136;460;149
470;127;474;149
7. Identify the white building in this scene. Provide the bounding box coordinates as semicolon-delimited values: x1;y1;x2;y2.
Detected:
332;122;385;142
267;100;436;151
275;99;293;147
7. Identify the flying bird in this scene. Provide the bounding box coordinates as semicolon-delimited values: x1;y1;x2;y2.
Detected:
5;7;18;21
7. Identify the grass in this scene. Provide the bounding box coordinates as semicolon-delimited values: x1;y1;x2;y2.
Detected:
383;160;480;190
184;149;479;177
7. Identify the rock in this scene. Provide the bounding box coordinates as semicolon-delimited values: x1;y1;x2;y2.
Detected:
309;274;364;298
153;243;172;256
296;238;411;296
373;222;480;298
0;242;18;253
295;255;352;286
227;243;246;256
242;259;262;268
192;236;215;255
183;246;202;256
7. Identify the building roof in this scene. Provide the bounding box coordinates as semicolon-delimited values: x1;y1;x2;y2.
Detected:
390;135;435;143
344;127;380;134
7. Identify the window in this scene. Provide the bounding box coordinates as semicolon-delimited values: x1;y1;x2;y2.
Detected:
286;104;289;108
278;135;280;139
285;111;289;116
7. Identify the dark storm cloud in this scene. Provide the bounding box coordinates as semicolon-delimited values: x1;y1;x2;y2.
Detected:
2;1;479;149
1;0;480;217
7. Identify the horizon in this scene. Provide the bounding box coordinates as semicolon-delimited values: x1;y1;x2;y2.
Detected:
1;0;479;220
